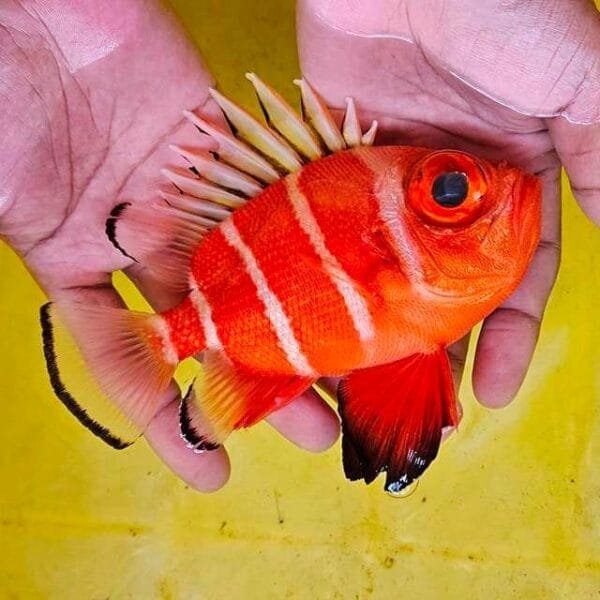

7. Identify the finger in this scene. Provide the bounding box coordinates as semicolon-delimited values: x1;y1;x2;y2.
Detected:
548;119;600;226
447;333;469;392
441;334;469;439
472;166;561;408
317;376;340;398
144;387;230;492
266;387;340;452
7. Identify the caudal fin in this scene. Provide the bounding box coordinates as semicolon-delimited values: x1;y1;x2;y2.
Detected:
338;349;459;493
40;302;178;448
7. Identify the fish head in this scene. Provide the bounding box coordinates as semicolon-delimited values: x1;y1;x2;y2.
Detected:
384;148;542;307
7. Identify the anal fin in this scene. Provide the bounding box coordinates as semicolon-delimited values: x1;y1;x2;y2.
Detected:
180;351;315;449
338;349;459;493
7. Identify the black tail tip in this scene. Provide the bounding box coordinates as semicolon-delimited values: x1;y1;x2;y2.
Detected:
39;301;132;450
340;429;440;493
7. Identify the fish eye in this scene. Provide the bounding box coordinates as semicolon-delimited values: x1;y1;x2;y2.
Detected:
431;172;468;208
406;151;489;227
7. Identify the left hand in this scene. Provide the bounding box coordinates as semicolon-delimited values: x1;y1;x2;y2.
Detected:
0;0;340;491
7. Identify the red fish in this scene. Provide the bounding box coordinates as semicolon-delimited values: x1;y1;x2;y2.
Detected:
40;75;541;493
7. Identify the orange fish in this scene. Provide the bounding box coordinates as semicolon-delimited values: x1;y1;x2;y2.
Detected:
40;75;541;493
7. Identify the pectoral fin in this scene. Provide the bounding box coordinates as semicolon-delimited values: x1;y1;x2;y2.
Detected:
338;349;459;493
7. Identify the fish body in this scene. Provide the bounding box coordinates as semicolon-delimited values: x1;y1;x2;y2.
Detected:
40;76;541;492
163;145;539;375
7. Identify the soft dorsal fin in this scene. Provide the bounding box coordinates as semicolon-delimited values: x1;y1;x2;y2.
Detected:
105;188;232;292
105;75;379;286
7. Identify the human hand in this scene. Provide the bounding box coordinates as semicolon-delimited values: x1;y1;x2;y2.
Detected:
0;0;339;491
297;0;600;408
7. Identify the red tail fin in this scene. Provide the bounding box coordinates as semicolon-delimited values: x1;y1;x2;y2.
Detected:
338;349;458;493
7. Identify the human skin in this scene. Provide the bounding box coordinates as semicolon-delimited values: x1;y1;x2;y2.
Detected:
1;0;599;491
297;0;600;407
0;0;339;492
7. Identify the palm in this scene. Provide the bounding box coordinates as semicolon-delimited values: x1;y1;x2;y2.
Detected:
298;0;600;406
1;4;215;295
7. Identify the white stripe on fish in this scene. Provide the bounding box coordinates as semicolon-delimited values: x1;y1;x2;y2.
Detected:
189;280;223;350
286;172;376;343
221;219;317;376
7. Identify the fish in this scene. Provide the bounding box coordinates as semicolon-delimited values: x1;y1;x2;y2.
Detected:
40;74;542;493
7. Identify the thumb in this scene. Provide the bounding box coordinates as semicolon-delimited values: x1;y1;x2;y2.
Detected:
549;119;600;227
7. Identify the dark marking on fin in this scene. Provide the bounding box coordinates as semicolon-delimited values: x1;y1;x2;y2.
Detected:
337;382;440;493
105;202;138;262
220;111;238;137
190;121;207;135
254;93;272;127
299;95;306;120
341;434;364;481
179;384;220;451
39;302;131;450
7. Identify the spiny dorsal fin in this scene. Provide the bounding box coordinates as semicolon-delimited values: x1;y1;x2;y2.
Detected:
202;74;378;174
106;76;378;282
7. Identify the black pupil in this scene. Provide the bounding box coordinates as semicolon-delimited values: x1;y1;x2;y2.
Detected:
431;172;469;207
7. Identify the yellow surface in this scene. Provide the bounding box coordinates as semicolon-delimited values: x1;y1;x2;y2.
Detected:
1;1;600;598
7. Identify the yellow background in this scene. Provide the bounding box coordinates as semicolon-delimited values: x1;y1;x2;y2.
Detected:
1;1;600;598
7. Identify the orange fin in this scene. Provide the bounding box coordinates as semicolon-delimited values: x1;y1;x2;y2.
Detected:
338;349;458;493
105;188;233;292
40;302;177;448
180;351;315;449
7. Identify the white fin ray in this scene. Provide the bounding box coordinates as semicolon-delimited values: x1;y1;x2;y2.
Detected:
161;167;246;209
183;110;280;184
246;72;323;161
342;97;362;148
361;120;379;146
293;78;346;153
170;145;264;197
209;87;304;173
159;189;231;222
